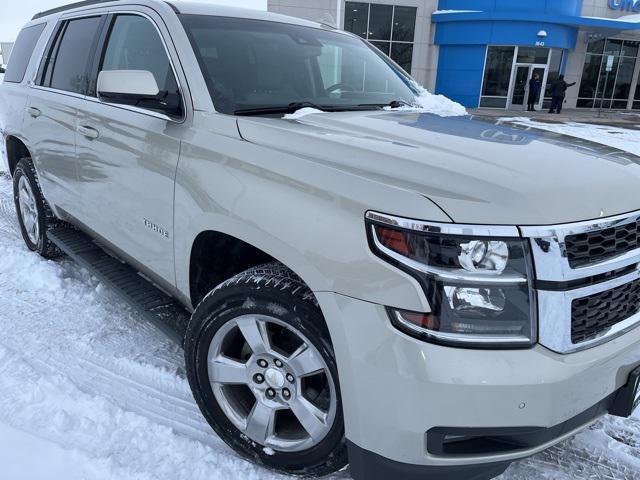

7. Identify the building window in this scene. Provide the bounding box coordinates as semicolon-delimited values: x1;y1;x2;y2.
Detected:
577;38;639;109
480;46;515;108
344;2;417;73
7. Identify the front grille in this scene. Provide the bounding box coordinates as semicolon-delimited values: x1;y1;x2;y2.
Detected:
571;277;640;344
565;220;640;268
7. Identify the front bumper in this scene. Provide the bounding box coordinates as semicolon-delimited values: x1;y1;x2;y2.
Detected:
316;292;640;477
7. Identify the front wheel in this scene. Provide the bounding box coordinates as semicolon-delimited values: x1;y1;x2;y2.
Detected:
184;263;347;477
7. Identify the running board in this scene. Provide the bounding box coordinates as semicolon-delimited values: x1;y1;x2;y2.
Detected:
48;228;189;345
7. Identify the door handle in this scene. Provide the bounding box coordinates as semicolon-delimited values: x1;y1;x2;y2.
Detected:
26;107;41;118
77;125;100;140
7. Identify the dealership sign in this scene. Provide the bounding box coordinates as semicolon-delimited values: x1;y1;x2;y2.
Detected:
609;0;640;11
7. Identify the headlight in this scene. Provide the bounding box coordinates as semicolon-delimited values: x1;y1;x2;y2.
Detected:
367;212;537;349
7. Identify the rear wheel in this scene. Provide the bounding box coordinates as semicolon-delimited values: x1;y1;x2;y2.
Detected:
185;263;347;477
12;158;63;258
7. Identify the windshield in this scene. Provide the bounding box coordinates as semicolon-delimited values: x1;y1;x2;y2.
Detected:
179;15;419;115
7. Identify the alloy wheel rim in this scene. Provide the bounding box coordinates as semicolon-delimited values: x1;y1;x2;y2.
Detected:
18;176;39;245
207;314;337;453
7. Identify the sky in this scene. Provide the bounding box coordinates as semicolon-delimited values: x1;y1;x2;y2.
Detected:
0;0;267;42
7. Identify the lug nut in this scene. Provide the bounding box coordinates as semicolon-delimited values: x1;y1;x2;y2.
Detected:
266;388;276;399
257;359;268;368
274;359;283;368
282;388;291;400
286;373;295;383
253;373;264;384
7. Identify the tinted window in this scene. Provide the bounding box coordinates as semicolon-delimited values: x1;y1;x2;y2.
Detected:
48;16;101;93
101;15;178;98
180;15;418;115
4;23;46;83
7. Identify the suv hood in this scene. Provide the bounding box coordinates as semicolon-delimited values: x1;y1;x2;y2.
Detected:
237;111;640;225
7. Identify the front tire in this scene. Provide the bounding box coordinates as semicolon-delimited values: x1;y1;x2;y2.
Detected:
185;263;347;477
13;158;62;258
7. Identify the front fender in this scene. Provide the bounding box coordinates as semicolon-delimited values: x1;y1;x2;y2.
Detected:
174;117;450;312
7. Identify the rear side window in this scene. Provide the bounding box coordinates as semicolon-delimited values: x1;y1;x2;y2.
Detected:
41;16;101;94
4;23;46;83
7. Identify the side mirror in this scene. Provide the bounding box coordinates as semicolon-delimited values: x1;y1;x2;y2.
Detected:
97;70;181;116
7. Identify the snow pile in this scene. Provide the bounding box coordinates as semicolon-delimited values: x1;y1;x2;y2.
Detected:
283;107;324;120
284;85;466;120
500;117;640;156
0;73;4;84
383;83;467;117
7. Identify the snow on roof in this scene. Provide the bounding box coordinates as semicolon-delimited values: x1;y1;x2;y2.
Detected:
583;14;640;23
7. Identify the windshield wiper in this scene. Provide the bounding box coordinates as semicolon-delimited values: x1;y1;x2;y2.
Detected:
357;99;414;109
234;101;403;116
234;102;328;116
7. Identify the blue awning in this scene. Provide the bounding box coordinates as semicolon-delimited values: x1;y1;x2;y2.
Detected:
432;10;640;32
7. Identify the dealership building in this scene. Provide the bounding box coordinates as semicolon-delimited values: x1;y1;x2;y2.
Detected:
268;0;640;110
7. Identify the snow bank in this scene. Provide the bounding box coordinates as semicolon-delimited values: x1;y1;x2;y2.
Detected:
500;117;640;156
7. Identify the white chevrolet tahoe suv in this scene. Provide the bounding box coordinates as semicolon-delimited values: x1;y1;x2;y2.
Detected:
2;1;640;479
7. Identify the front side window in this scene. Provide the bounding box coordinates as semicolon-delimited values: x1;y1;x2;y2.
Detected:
180;15;418;115
4;23;46;83
344;2;417;73
99;14;180;110
41;16;101;94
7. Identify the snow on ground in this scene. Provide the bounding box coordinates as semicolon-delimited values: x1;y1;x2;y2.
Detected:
1;120;640;479
499;117;640;156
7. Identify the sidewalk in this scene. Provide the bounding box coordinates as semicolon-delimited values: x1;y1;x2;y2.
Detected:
468;107;640;129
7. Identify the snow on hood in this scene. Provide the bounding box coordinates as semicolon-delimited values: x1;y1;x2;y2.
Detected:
384;83;467;117
284;85;467;121
283;107;324;120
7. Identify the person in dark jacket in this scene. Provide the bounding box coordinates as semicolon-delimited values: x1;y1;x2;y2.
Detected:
548;75;576;114
527;73;541;112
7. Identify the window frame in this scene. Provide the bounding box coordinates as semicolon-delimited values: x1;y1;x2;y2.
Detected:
36;15;106;96
88;11;186;121
578;37;640;110
343;2;417;74
33;10;186;122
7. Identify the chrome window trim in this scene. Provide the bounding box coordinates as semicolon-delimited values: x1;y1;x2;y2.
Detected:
365;211;520;237
370;225;528;285
538;266;640;354
520;209;640;282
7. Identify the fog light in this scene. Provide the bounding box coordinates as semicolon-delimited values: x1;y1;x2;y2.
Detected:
459;240;509;273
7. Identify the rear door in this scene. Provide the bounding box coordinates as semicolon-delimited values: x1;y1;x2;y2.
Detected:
74;10;188;287
24;15;105;214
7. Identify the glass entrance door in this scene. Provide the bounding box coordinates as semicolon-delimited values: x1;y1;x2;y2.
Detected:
509;65;548;110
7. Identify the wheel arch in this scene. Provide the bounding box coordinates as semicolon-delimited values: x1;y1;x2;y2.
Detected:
5;135;32;176
187;228;326;310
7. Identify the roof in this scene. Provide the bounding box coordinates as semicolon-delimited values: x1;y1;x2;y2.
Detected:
32;0;326;30
432;10;640;32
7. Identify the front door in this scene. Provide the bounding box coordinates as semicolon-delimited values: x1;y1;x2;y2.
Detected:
74;12;186;288
509;65;548;110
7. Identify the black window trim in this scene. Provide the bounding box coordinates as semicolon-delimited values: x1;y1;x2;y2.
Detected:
34;14;106;96
85;10;187;122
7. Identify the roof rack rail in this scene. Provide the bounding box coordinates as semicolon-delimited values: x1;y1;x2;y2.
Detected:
32;0;119;20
